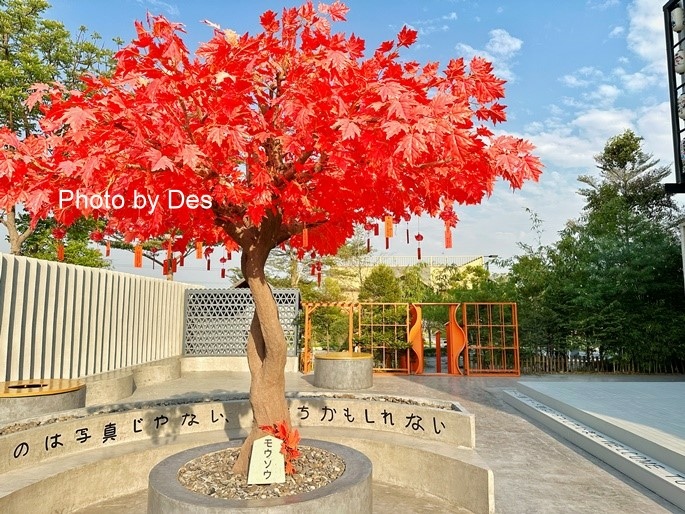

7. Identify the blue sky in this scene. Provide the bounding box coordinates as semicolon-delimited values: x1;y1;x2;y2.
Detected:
3;0;676;285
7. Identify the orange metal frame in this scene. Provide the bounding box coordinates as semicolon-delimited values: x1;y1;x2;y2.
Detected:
301;301;520;376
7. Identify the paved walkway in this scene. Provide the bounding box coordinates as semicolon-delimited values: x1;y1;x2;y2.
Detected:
85;372;685;513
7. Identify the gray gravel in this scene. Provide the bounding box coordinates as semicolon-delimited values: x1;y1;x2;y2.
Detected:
178;445;345;500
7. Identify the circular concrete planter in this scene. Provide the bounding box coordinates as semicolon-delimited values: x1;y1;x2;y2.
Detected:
148;439;372;513
313;352;373;390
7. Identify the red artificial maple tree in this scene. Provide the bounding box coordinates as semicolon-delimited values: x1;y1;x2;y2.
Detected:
2;2;542;473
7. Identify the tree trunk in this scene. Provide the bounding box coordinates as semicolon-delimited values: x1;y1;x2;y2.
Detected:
3;207;33;255
232;244;291;475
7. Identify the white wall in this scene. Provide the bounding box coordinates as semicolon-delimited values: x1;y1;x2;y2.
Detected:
0;254;199;381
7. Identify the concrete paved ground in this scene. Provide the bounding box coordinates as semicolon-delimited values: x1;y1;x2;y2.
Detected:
516;379;685;460
81;372;685;513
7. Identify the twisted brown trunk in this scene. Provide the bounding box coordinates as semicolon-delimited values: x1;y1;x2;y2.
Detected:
231;235;291;475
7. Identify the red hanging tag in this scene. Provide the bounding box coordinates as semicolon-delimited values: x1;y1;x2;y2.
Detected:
385;237;389;250
367;238;371;253
444;227;453;249
406;228;410;244
373;224;379;236
56;242;65;261
179;253;185;266
134;245;143;268
302;228;309;248
417;247;422;260
310;264;316;276
172;259;178;273
221;268;226;278
105;241;111;257
317;272;322;286
163;260;169;275
227;251;232;260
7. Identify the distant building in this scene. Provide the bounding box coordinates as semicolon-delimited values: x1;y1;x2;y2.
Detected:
332;255;490;298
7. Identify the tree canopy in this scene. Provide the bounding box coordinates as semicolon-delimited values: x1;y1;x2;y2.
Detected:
6;5;541;255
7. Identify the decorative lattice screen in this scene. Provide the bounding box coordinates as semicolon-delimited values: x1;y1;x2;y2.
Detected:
183;288;300;356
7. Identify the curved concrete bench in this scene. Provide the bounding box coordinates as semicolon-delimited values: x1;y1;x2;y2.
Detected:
0;393;492;513
85;358;181;407
0;379;85;421
132;357;181;389
314;352;373;390
84;369;134;407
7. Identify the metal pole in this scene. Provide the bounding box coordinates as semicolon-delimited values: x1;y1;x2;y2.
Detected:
680;223;685;293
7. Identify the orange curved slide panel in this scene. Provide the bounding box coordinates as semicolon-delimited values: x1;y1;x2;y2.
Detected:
408;304;424;374
446;304;466;375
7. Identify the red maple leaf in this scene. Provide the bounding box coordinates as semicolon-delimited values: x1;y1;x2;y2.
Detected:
260;10;279;32
397;26;418;48
334;118;361;140
60;106;96;134
325;1;350;21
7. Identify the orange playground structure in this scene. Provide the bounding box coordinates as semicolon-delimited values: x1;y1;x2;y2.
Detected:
301;302;520;376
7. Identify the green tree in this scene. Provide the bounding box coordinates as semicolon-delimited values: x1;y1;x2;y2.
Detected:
578;129;683;229
359;264;401;302
398;264;431;303
551;192;685;368
15;213;108;267
500;210;563;356
326;228;374;297
538;132;685;370
303;277;350;350
0;0;116;254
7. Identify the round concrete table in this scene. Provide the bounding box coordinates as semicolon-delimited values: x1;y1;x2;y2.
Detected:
313;352;373;390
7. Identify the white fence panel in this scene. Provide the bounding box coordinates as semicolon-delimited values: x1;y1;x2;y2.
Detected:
0;254;199;381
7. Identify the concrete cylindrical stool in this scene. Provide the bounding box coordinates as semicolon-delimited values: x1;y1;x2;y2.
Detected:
0;379;85;421
313;352;373;390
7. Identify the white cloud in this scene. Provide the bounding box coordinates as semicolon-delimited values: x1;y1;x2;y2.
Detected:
526;130;600;169
455;29;523;81
571;108;634;140
588;0;619;10
612;67;659;92
609;26;625;38
559;67;604;88
585;84;621;107
560;75;589;88
486;29;523;58
626;0;666;73
636;101;676;166
136;0;179;16
409;11;458;36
